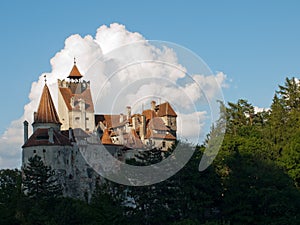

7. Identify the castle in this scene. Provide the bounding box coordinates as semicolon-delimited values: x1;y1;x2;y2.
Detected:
22;60;177;200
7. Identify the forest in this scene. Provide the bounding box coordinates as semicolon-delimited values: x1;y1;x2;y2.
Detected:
1;77;300;225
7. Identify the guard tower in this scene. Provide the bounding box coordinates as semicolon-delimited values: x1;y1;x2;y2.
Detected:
57;59;95;132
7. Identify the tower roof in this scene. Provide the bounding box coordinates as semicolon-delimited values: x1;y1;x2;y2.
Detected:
34;84;61;125
67;59;83;80
157;102;177;117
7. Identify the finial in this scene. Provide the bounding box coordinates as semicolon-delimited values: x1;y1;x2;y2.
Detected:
74;57;76;65
44;74;47;84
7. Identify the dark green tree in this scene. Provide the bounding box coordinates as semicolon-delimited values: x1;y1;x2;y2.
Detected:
90;181;127;225
0;169;22;225
22;155;62;199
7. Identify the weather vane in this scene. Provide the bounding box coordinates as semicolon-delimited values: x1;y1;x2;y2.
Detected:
44;74;47;84
74;57;76;65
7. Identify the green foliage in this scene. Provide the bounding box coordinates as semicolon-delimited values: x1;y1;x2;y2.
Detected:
22;155;62;199
0;169;21;225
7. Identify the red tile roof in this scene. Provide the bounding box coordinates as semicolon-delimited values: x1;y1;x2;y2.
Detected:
33;84;61;125
59;88;73;110
22;128;72;148
148;117;169;131
95;114;127;128
101;129;113;144
67;64;83;79
59;85;94;113
142;109;157;121
157;102;177;117
142;102;177;119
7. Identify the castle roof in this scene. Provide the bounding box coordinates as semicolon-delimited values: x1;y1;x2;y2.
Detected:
95;114;127;129
59;84;94;113
157;102;177;117
67;60;83;80
148;117;169;131
142;109;156;121
123;129;144;149
101;129;113;144
22;128;72;148
142;102;177;119
33;84;61;125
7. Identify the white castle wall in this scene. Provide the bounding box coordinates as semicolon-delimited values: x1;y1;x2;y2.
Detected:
22;143;100;201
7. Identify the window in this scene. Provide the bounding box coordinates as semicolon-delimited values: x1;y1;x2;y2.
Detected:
86;117;89;120
43;149;46;153
33;150;36;154
75;117;80;120
162;141;166;148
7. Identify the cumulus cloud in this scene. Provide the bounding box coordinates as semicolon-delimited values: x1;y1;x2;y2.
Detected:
0;23;227;169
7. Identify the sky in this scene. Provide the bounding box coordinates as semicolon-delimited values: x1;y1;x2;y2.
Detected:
0;0;299;168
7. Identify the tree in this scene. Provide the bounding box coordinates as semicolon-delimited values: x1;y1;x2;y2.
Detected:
0;169;22;225
277;77;300;110
90;182;127;225
219;151;300;225
22;155;62;199
225;99;255;135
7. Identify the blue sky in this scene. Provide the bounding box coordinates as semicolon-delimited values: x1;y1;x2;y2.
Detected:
0;0;299;135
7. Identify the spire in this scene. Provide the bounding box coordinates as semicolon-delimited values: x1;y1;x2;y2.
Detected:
67;57;83;80
34;84;61;125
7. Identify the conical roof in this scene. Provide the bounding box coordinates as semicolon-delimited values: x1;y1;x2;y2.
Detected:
67;61;83;80
34;84;61;124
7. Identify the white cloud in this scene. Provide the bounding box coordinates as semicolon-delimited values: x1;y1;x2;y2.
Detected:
0;23;227;169
177;111;207;144
254;106;269;113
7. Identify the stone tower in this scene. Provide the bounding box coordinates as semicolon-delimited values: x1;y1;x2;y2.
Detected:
58;59;95;132
22;78;98;201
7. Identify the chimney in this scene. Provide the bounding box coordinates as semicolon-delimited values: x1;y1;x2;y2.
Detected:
69;128;73;141
140;115;146;140
132;116;136;130
23;120;29;144
126;106;131;120
120;113;124;123
48;127;54;144
151;100;156;111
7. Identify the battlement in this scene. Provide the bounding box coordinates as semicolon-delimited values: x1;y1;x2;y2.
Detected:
58;79;90;94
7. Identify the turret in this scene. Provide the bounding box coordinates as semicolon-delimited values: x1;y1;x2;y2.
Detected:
32;76;61;132
67;58;83;82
